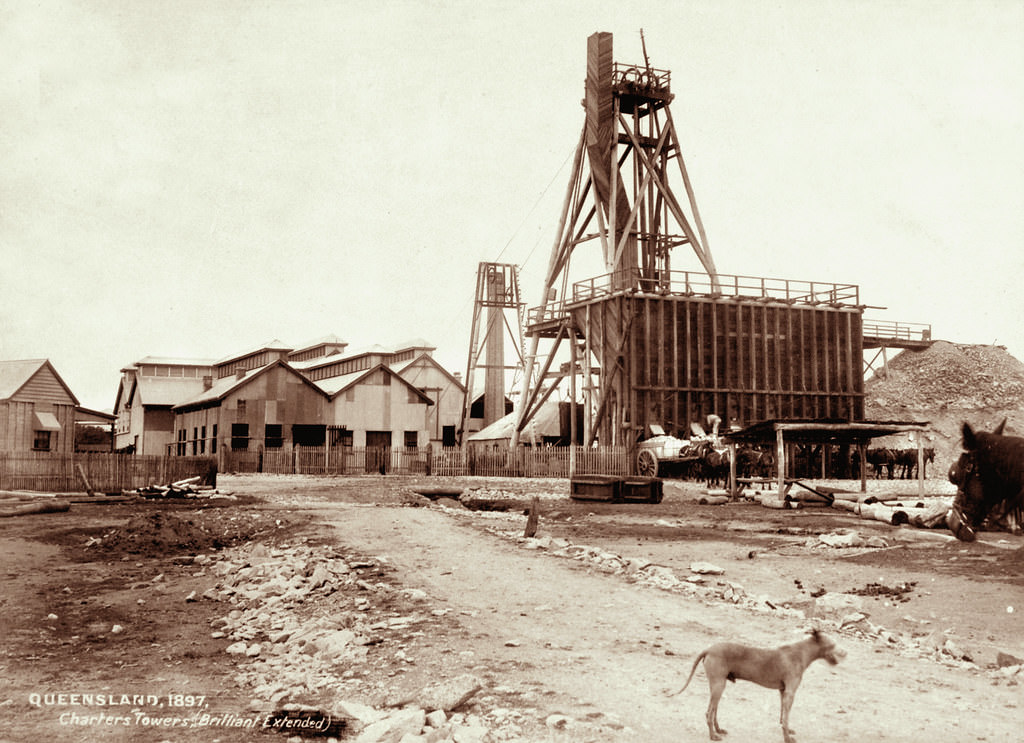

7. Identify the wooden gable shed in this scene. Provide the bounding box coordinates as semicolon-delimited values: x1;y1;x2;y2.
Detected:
173;360;330;454
316;364;434;450
392;353;465;447
114;359;215;455
0;359;80;455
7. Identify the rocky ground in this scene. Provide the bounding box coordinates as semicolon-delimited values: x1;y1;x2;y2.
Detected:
1;474;1022;743
866;341;1024;472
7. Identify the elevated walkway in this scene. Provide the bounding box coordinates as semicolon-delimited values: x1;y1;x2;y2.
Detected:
862;320;933;379
862;320;933;350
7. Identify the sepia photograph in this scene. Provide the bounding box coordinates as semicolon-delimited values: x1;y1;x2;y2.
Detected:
2;1;1023;741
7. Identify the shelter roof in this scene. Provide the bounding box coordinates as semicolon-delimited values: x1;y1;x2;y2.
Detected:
76;406;115;424
723;419;930;445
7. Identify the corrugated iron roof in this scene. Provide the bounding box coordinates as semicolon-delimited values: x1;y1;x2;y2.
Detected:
313;364;434;404
469;401;563;442
313;368;367;396
215;339;293;366
174;361;330;410
392;338;436;353
134;356;217;367
289;334;347;354
174;372;251;408
135;377;214;407
33;411;61;431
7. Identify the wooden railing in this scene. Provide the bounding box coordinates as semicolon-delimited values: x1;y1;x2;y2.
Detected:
862;319;932;342
528;269;860;325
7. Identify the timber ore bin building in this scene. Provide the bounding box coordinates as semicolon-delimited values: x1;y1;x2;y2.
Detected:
514;32;865;446
586;285;863;426
526;276;865;443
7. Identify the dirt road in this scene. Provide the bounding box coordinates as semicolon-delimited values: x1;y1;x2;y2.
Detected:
1;474;1022;742
310;501;1022;742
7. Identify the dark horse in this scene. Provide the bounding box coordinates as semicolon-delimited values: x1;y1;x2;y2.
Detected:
946;420;1024;541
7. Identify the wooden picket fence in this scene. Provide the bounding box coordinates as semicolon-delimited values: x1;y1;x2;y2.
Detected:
432;446;629;478
218;444;628;478
0;452;216;493
220;446;429;476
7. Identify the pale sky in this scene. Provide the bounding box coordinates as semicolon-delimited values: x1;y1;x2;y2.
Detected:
2;0;1022;411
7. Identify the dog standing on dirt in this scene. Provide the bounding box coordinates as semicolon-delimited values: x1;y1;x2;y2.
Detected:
667;629;845;742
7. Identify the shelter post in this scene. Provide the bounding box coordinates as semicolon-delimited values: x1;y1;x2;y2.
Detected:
728;441;737;498
916;435;924;498
858;442;867;493
775;427;785;499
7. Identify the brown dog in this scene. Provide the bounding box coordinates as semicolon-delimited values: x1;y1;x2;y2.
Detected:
668;629;845;742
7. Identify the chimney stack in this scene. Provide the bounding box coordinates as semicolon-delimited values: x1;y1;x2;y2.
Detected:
235;367;246;380
202;375;213;390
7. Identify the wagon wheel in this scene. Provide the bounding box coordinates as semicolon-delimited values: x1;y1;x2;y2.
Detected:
637;449;659;477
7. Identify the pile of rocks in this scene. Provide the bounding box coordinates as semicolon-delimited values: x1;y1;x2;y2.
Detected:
867;341;1024;411
508;532;802;619
190;541;518;742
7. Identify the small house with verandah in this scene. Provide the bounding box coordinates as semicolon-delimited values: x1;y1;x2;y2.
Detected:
0;359;79;455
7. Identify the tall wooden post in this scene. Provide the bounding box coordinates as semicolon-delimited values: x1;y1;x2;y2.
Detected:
776;428;786;499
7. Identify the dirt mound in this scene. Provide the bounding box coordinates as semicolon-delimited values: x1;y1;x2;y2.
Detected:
867;341;1024;410
91;509;286;555
865;341;1024;472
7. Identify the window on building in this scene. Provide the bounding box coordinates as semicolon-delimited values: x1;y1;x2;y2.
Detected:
192;427;198;455
33;430;52;451
200;425;207;454
404;431;418;449
291;424;326;447
237;399;246;417
211;424;217;454
265;424;284;449
177;429;186;456
231;423;249;450
442;425;456;447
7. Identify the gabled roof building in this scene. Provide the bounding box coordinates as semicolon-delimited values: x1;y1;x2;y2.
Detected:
115;335;467;462
0;359;80;454
114;356;215;455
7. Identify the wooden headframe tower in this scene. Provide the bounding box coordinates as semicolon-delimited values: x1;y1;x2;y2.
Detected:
511;32;865;449
461;262;525;444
